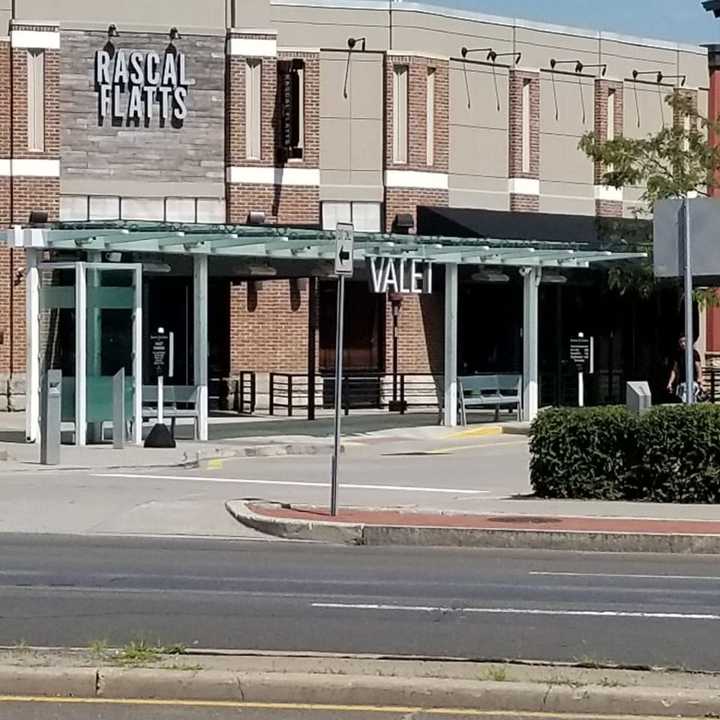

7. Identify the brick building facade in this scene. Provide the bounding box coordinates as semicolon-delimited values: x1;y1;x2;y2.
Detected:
0;0;713;411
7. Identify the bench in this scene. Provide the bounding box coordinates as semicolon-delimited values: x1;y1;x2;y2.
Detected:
459;374;522;424
142;385;200;439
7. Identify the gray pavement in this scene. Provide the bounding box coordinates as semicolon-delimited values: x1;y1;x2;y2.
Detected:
3;533;720;670
3;431;720;539
0;702;635;720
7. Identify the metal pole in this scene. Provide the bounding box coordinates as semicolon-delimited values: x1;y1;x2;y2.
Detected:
684;197;695;404
392;308;399;403
331;275;345;516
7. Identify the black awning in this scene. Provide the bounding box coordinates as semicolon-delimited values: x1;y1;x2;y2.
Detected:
417;206;650;252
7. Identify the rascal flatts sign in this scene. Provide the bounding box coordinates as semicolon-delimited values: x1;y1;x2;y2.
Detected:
95;48;190;127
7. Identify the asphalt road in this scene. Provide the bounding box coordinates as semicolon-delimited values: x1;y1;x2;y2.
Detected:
1;534;720;671
0;699;636;720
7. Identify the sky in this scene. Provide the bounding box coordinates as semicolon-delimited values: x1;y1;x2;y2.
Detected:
427;0;719;45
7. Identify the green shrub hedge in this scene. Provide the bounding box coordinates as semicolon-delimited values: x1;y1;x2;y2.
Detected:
530;404;720;503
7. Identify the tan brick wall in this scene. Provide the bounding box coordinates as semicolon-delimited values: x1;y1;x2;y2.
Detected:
230;279;310;374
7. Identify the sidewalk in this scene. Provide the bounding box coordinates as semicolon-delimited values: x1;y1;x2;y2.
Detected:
227;500;720;553
1;646;720;717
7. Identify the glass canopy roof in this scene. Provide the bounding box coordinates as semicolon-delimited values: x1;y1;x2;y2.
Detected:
7;221;647;268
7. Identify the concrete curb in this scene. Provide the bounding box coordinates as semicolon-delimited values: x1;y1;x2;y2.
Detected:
225;500;720;554
2;664;720;716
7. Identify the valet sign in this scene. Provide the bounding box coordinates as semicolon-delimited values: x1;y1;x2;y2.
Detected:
95;49;190;126
368;257;433;295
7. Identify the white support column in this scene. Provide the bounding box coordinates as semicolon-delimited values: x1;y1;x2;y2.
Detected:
522;266;540;422
193;255;209;441
25;249;40;443
133;266;143;446
75;262;87;446
443;263;459;427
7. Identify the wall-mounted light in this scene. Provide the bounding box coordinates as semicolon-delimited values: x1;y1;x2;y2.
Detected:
487;50;522;65
460;46;493;59
344;38;366;99
247;211;266;225
107;24;119;38
347;36;366;51
169;26;181;41
550;58;607;76
632;69;684;85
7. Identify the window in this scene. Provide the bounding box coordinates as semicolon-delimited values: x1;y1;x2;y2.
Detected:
426;67;435;166
322;202;382;232
521;78;531;174
245;59;262;160
27;49;44;152
392;65;408;164
607;89;616;142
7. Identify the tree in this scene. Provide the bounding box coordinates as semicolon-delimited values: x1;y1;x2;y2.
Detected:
579;92;720;301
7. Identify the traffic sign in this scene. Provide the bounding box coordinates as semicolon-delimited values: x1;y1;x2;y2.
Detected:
335;223;354;277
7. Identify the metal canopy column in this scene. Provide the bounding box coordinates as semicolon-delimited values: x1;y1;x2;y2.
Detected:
193;254;209;441
522;266;540;422
75;262;87;446
443;263;459;427
25;248;40;443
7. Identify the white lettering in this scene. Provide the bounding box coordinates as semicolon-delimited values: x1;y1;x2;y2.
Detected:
129;52;144;85
145;53;161;85
143;86;157;118
161;53;178;87
97;49;189;128
112;84;123;120
158;86;173;122
368;258;433;295
95;50;111;85
127;85;143;121
112;51;129;86
98;85;112;120
410;259;423;294
369;257;386;293
385;259;399;294
423;262;433;293
178;53;189;85
398;258;408;293
173;86;188;121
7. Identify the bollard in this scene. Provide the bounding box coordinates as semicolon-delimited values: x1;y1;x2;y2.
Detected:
112;368;125;449
40;370;62;465
626;381;651;416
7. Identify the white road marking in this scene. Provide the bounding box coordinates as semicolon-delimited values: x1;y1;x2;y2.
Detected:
530;571;720;582
95;473;488;495
311;602;720;621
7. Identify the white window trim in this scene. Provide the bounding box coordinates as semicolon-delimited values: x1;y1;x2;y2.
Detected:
27;48;44;152
393;65;408;165
245;59;262;161
521;78;531;175
426;67;435;167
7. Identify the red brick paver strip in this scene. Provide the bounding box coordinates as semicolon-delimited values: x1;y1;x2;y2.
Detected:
248;503;720;535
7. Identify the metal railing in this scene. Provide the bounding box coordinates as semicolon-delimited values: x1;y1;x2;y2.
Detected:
215;373;256;414
268;372;445;416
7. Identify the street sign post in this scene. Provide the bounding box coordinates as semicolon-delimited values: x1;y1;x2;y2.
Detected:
331;223;354;516
570;333;593;407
